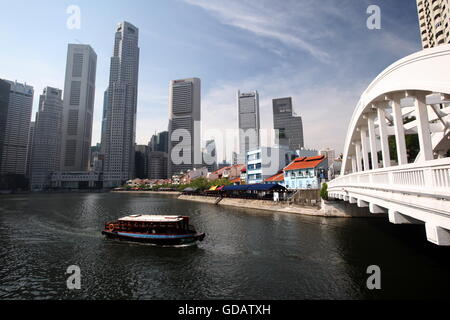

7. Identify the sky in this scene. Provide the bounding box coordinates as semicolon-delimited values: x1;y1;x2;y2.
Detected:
0;0;421;162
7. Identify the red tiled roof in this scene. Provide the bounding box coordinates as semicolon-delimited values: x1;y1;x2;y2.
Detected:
264;172;284;182
284;155;326;171
230;177;241;183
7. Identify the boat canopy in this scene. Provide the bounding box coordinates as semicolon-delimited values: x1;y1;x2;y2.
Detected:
118;215;184;223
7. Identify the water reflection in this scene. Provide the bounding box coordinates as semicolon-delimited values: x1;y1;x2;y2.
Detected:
0;193;448;300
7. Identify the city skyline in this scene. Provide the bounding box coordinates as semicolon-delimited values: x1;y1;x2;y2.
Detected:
0;1;422;161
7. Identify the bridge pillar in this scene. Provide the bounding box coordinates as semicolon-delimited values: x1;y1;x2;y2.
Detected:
388;210;423;225
376;105;391;168
426;223;450;246
357;199;369;208
367;114;379;169
360;127;370;171
369;203;386;214
355;142;363;172
413;94;434;162
351;156;357;173
349;197;357;204
391;97;408;165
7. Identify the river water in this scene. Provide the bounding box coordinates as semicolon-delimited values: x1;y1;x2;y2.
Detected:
0;192;448;300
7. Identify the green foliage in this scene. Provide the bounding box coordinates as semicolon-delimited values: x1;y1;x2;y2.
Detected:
320;183;328;201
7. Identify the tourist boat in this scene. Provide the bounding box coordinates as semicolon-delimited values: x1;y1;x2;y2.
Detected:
102;215;206;246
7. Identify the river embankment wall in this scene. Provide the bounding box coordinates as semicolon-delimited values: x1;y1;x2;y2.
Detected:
178;195;381;218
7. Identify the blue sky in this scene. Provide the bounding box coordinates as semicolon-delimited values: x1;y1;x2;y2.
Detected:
0;0;421;161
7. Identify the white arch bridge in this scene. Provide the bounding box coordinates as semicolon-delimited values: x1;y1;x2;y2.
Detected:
328;44;450;246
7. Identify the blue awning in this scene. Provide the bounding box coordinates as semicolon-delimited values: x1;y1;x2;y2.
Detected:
222;184;286;192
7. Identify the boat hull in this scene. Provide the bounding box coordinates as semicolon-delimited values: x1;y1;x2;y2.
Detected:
102;230;205;246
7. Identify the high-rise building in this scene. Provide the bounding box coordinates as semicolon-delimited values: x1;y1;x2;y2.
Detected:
26;121;35;178
102;22;140;187
60;44;97;172
319;148;336;168
148;151;168;179
0;80;11;172
30;87;63;191
273;97;304;150
0;80;34;176
238;91;260;164
100;89;108;153
149;131;169;153
203;139;217;172
135;145;148;179
416;0;450;49
168;78;201;176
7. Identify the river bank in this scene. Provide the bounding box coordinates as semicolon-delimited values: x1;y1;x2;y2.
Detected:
112;190;181;196
178;194;381;218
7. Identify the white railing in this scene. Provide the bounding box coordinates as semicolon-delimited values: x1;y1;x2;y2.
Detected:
329;158;450;198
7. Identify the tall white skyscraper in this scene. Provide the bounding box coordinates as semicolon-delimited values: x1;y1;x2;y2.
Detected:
238;90;260;164
102;22;140;187
168;78;201;176
0;80;34;176
417;0;450;48
30;87;63;191
60;44;97;172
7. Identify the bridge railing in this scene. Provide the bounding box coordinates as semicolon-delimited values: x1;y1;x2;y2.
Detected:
328;158;450;199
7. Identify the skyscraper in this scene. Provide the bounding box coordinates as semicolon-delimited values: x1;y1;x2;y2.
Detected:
417;0;450;49
203;139;217;172
168;78;201;176
100;89;108;153
26;121;35;178
102;22;140;187
30;87;63;191
60;44;97;172
272;97;304;150
0;80;33;176
238;90;260;164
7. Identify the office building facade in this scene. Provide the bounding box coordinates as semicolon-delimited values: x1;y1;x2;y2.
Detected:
60;44;97;172
0;80;34;176
238;91;260;164
273;97;304;150
168;78;201;176
417;0;450;48
30;87;64;191
102;22;140;187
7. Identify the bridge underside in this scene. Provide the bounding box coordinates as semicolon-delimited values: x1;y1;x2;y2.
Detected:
328;186;450;246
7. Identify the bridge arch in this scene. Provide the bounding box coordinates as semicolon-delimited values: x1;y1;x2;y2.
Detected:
329;44;450;246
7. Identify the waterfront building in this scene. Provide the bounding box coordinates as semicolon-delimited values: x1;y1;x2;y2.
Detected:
180;167;208;184
264;171;285;186
238;91;260;164
51;171;102;189
0;80;33;177
102;21;140;188
283;155;328;190
246;146;296;184
100;90;108;153
416;0;450;49
30;87;64;191
168;78;201;177
273;97;304;150
60;44;97;172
